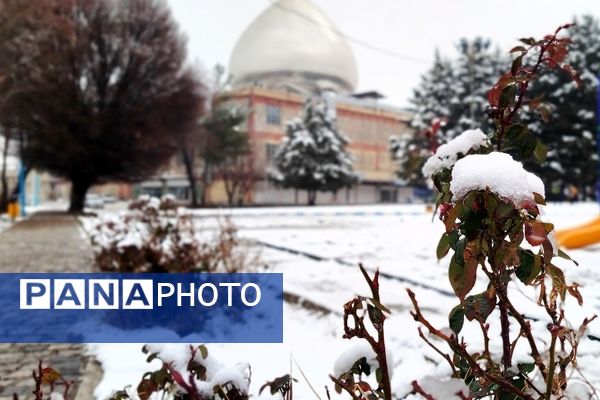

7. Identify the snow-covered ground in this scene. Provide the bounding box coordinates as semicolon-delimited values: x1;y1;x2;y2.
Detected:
0;216;13;234
90;202;600;399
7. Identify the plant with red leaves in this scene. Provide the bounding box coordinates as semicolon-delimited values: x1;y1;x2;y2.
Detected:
409;25;596;400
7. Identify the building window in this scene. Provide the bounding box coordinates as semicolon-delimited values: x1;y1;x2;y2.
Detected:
266;105;281;125
266;143;279;162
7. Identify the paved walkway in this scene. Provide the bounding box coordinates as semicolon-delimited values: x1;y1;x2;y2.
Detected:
0;213;101;400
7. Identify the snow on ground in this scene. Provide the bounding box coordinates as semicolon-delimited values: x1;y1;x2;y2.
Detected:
90;202;600;399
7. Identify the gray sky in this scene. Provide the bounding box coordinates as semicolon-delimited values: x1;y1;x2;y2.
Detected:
167;0;599;107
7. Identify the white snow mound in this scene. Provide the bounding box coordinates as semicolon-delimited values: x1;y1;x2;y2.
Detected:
422;129;488;177
450;152;545;207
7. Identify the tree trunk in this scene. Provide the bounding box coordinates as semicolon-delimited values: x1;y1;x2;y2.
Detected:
0;136;9;212
307;190;317;206
68;178;92;213
200;161;211;207
181;148;198;208
220;168;236;206
225;185;235;206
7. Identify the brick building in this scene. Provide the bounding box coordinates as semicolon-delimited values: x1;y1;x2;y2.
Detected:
221;86;413;204
139;0;415;205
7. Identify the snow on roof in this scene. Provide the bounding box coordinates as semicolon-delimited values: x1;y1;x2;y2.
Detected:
450;152;545;207
422;129;488;177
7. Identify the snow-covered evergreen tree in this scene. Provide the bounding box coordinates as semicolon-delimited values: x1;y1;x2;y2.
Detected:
390;52;453;185
452;38;506;135
392;39;505;185
269;94;357;205
526;16;600;200
409;51;455;142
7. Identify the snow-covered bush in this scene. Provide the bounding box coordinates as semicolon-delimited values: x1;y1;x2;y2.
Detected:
89;195;257;273
108;345;250;400
406;26;596;399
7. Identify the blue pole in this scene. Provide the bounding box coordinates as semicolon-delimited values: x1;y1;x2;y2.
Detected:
18;160;26;217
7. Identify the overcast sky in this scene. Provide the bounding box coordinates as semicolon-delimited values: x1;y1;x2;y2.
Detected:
167;0;599;107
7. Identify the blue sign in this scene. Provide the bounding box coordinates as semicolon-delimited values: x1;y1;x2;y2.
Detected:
0;273;283;343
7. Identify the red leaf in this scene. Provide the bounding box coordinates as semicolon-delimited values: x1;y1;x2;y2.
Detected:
562;64;581;87
449;256;478;302
487;85;502;107
525;221;547;246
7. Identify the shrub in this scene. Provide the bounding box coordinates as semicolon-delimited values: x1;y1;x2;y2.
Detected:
406;25;596;399
88;195;259;273
109;345;250;400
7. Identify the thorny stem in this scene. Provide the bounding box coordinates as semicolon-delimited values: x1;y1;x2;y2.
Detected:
328;375;361;400
410;380;436;400
481;263;548;381
477;320;493;366
407;289;535;400
498;284;512;369
32;361;43;400
496;26;567;150
485;241;512;370
495;285;548;380
546;328;559;400
335;265;393;400
418;327;457;376
359;264;393;400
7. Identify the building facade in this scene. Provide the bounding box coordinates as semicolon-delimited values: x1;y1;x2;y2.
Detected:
139;0;417;205
222;86;413;204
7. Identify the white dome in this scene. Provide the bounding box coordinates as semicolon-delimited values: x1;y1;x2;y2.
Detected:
229;0;358;93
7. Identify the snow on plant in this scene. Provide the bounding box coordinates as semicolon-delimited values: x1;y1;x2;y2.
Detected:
89;195;258;273
450;152;545;209
421;128;489;177
407;25;596;399
329;265;394;400
108;345;250;400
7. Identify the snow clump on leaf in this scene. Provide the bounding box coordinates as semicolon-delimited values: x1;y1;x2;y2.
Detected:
450;151;545;208
422;129;489;177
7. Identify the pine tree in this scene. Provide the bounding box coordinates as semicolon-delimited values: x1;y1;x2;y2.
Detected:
269;94;357;205
526;16;600;200
452;38;506;136
390;51;454;185
392;39;505;186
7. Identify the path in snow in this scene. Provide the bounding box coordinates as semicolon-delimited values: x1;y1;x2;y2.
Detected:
0;213;100;400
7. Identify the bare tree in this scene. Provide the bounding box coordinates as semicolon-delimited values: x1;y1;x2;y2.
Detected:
0;0;49;210
216;150;257;206
2;0;204;212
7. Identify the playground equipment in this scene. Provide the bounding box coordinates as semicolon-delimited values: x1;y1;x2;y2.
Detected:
556;74;600;250
556;216;600;249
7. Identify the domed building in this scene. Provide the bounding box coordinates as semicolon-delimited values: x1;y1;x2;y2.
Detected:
139;0;414;205
229;0;358;94
210;0;414;205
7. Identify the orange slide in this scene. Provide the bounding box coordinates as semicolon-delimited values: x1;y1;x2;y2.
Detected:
556;216;600;249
